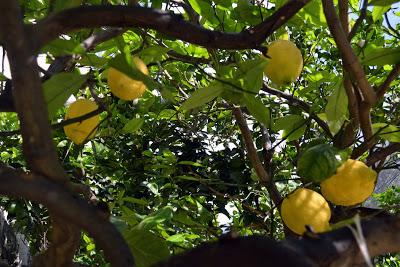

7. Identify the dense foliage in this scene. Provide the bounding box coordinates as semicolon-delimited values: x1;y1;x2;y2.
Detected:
0;0;399;266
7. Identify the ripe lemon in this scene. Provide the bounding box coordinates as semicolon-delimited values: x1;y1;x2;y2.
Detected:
321;159;377;206
281;188;331;235
264;40;303;86
107;57;149;100
63;99;99;145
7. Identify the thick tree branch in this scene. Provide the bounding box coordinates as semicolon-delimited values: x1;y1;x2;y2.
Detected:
261;85;333;138
232;108;282;206
322;0;376;106
31;1;310;52
366;143;400;166
376;64;400;100
0;2;68;183
0;163;134;267
155;215;400;267
339;0;349;35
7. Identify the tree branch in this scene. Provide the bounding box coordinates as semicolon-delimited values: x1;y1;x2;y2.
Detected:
232;107;282;206
376;64;400;100
31;1;310;52
322;0;376;106
155;215;400;267
366;143;400;166
0;1;68;183
261;85;333;138
348;0;368;40
0;163;134;267
339;0;349;35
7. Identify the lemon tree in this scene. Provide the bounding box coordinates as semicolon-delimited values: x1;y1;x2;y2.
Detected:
107;56;149;100
264;40;303;86
321;159;377;206
281;188;331;235
63;99;100;145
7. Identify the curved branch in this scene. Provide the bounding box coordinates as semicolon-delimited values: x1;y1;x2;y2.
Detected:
322;0;376;106
31;1;310;52
232;107;282;206
0;2;68;183
376;64;400;100
0;163;134;267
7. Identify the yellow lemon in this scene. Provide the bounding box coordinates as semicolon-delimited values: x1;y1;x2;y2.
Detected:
264;40;303;86
321;159;377;206
281;188;331;235
63;99;99;145
107;57;149;100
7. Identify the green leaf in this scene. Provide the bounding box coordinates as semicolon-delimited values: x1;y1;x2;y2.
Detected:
237;58;268;93
125;229;170;267
362;47;400;66
122;118;144;134
79;54;108;67
273;115;307;142
108;54;158;89
181;85;223;110
369;0;399;6
298;0;326;26
243;94;271;127
325;80;348;135
372;5;391;22
137;206;174;230
372;123;400;142
187;0;216;23
43;73;87;119
166;233;200;243
178;161;204;167
0;73;8;81
137;46;169;64
43;38;85;56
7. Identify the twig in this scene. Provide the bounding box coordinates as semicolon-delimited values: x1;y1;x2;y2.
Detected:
366;143;400;166
376;64;400;100
384;13;400;39
348;0;368;40
261;85;333;138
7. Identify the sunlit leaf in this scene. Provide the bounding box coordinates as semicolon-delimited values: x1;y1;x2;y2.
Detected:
325;79;348;135
362;47;400;66
125;229;170;267
372;123;400;142
43;73;87;119
181;85;223;110
243;94;271;127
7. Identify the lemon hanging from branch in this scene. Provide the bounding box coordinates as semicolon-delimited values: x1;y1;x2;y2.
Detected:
321;159;377;206
107;56;149;100
281;188;331;235
63;99;100;145
264;40;303;86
